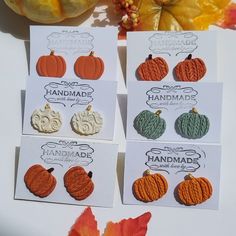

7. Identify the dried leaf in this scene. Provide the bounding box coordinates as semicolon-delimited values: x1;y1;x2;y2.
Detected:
103;212;152;236
68;207;100;236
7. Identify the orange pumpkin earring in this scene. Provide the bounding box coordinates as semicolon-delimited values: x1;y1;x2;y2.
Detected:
74;51;104;80
64;166;94;200
174;54;206;82
137;54;169;81
24;164;57;198
132;170;168;202
36;50;66;78
176;174;213;206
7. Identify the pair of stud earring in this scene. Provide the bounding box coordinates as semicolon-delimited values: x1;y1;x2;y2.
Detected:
24;164;94;200
133;170;213;206
137;54;206;82
133;108;210;140
36;51;104;80
31;104;103;135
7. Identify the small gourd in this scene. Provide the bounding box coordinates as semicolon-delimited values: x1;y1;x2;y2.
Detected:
174;54;206;82
64;166;94;200
36;51;66;78
137;54;169;81
74;51;104;80
177;174;213;206
133;170;168;202
24;164;56;198
133;110;166;139
175;108;210;139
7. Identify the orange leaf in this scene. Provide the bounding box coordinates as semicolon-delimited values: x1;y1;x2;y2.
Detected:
68;207;100;236
103;212;152;236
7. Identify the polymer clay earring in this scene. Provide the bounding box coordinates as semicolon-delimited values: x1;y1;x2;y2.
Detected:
174;54;206;82
177;174;213;206
36;50;66;78
31;103;62;133
133;110;166;139
133;170;168;203
24;164;57;198
137;54;169;81
175;108;210;139
74;51;104;80
64;166;94;200
71;105;103;136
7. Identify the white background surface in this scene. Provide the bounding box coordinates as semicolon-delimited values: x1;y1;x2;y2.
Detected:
0;1;236;236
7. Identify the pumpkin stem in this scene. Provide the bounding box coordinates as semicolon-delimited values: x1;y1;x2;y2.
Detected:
144;169;151;176
148;54;153;60
45;103;51;110
47;168;54;173
187;173;194;179
155;110;162;116
187;54;192;60
88;171;93;178
86;105;92;111
191;107;198;114
50;50;55;56
89;51;95;56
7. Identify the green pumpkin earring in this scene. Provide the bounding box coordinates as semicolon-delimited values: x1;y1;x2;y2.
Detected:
175;108;210;139
133;110;166;139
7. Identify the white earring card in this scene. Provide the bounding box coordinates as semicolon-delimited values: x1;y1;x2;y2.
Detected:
15;136;118;207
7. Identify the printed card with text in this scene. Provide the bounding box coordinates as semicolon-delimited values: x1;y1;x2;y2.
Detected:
30;26;117;81
124;141;221;209
127;31;217;83
15;136;118;207
127;81;222;143
23;77;117;140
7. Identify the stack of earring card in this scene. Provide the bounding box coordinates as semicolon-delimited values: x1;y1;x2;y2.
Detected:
124;31;223;210
15;26;119;207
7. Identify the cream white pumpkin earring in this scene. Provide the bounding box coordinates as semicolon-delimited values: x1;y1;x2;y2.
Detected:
31;103;62;133
71;105;103;135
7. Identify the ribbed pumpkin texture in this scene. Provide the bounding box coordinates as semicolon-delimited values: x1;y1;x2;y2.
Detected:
177;174;213;206
36;51;66;77
74;51;104;80
4;0;98;24
133;170;168;202
24;164;56;198
64;166;94;200
137;54;169;81
174;54;206;82
175;108;210;139
133;110;166;139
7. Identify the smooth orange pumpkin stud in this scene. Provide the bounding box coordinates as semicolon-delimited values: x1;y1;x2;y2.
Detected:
36;50;66;78
24;164;57;198
132;170;168;202
174;54;207;82
177;174;213;206
74;51;104;80
64;166;94;201
137;54;169;81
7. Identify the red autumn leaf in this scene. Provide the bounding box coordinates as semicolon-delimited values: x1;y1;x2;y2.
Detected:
68;207;100;236
103;212;152;236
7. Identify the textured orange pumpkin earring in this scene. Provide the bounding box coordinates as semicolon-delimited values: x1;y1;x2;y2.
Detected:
137;54;169;81
64;166;94;200
132;170;168;202
24;164;57;198
176;174;213;206
174;54;206;82
74;51;104;80
36;50;66;78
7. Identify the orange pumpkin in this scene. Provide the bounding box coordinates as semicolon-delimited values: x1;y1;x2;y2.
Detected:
64;166;94;200
24;164;56;198
137;54;169;81
174;54;206;82
132;170;168;202
74;51;104;80
36;50;66;78
177;174;213;206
